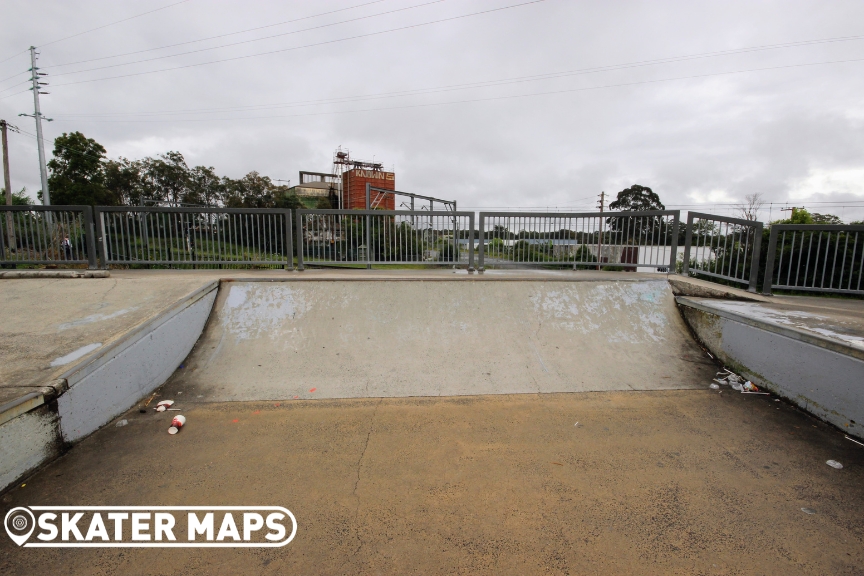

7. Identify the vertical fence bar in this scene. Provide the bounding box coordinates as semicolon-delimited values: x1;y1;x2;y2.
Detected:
762;226;779;295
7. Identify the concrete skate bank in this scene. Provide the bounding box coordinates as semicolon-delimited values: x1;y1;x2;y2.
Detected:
1;271;861;495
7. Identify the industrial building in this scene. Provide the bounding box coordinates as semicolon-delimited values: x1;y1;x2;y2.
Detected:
289;147;395;210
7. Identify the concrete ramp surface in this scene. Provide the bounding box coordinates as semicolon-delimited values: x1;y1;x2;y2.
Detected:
169;279;714;401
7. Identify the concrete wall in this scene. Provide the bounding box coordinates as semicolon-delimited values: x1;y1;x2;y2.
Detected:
0;405;60;492
58;287;217;442
0;282;218;492
679;303;864;439
166;279;716;402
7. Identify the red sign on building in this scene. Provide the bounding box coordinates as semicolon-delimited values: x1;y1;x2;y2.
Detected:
341;169;396;210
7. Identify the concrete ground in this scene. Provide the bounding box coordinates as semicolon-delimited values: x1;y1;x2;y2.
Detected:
2;270;863;574
1;389;862;575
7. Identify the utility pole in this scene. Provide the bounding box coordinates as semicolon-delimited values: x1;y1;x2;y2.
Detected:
1;120;16;252
596;191;606;270
21;46;52;205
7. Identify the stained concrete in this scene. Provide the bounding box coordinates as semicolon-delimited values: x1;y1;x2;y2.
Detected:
678;296;864;440
0;276;219;406
163;279;714;402
1;391;862;575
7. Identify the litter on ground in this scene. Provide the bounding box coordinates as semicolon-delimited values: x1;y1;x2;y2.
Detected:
155;400;174;412
826;460;844;469
710;370;769;395
168;415;186;435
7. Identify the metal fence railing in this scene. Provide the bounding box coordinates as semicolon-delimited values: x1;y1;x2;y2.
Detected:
682;212;763;292
296;209;474;271
1;205;97;268
477;211;680;272
95;207;293;268
762;224;864;296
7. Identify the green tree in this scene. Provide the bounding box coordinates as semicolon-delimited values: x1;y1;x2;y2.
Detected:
1;187;32;205
609;184;665;212
141;152;190;206
104;158;145;205
46;132;118;206
186;165;223;206
811;212;842;225
607;184;667;239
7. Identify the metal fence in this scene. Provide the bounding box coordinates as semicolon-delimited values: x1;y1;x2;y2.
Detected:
296;209;474;270
477;211;680;272
762;224;864;296
95;207;293;268
1;205;97;268
682;212;763;292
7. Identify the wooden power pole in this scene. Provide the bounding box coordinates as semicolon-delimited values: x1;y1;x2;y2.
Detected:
1;119;15;253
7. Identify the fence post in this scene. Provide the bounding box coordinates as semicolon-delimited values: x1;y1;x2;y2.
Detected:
681;212;693;276
467;212;475;273
94;207;108;269
284;209;294;271
365;184;371;270
295;209;305;271
0;208;6;260
668;210;681;272
477;213;485;274
761;225;778;295
84;206;98;269
747;221;763;293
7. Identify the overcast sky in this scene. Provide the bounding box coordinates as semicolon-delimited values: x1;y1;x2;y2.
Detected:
1;0;864;221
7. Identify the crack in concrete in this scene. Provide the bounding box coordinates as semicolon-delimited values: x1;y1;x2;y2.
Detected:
99;278;118;306
346;398;381;566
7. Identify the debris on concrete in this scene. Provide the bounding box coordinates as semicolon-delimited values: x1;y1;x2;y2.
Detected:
712;370;770;396
155;400;174;412
709;383;720;390
144;393;158;406
115;419;128;427
826;460;844;469
168;415;186;435
846;435;864;447
801;507;816;515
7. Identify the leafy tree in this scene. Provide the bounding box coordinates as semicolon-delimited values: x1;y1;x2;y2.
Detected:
104;158;145;205
46;132;118;206
186;165;223;207
274;191;303;211
607;184;667;240
315;196;332;209
608;184;665;212
1;187;32;205
811;213;842;225
141;152;190;206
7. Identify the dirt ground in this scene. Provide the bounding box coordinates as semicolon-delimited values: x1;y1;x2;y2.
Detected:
1;389;863;576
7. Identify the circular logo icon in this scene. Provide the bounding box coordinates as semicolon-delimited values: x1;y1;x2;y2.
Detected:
4;507;35;546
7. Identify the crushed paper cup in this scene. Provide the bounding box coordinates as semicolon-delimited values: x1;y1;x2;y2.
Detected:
155;400;174;412
168;414;186;435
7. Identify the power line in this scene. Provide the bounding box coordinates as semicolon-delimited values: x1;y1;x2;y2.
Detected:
49;38;864;117
48;55;864;123
40;0;193;49
0;80;32;96
48;0;547;87
47;31;864;118
49;0;448;78
0;0;192;68
0;87;32;101
47;0;391;68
